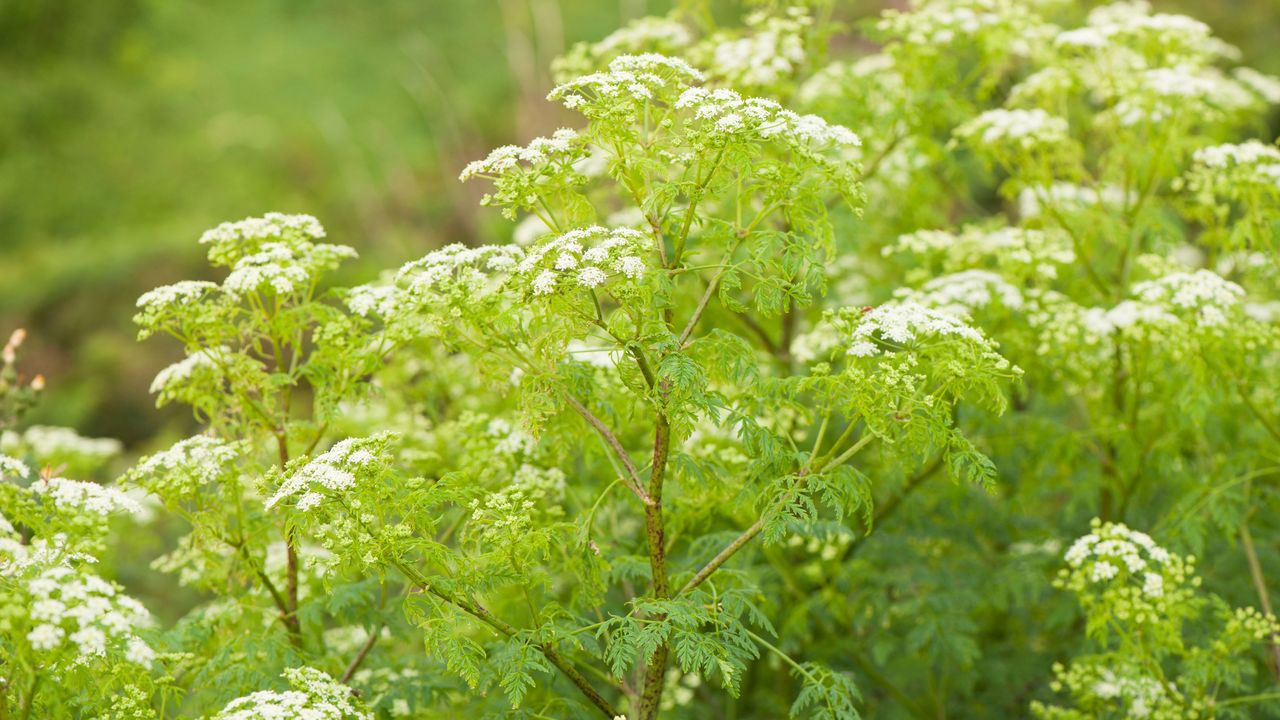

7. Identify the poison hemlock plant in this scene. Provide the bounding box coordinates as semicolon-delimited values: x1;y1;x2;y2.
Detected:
3;1;1280;718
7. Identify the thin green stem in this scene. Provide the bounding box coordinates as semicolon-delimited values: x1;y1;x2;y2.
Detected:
1217;691;1280;708
562;393;649;504
341;623;383;683
1240;521;1280;682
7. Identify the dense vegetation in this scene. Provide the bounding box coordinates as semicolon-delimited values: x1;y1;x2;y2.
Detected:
3;1;1280;718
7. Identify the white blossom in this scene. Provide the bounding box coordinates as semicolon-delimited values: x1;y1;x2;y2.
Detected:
222;241;357;298
19;565;153;667
592;17;691;58
878;0;1048;52
266;437;383;511
549;54;703;113
459;128;581;181
899;270;1025;317
128;435;240;496
31;477;141;517
674;86;860;150
487;418;538;456
397;244;524;302
705;9;810;88
954;108;1070;152
1233;67;1280;104
200;212;326;249
518;226;650;297
842;302;990;357
149;348;223;395
1018;182;1131;219
215;667;371;720
345;283;400;319
1;426;121;466
1131;270;1245;327
27;623;64;651
0;453;30;479
135;280;219;313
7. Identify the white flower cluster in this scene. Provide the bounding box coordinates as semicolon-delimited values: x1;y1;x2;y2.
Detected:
1101;65;1224;127
199;212;326;258
458;128;581;181
344;283;400;319
1193;140;1280;173
396;244;523;303
31;477;141;517
486;418;537;456
1142;65;1216;98
1091;668;1177;719
549;54;704;114
192;213;356;298
23;565;154;668
1188;140;1280;189
135;280;219;318
877;0;1052;55
1018;182;1131;219
222;241;358;298
149;347;223;395
517;226;648;296
127;435;240;497
897;270;1025;317
797;54;908;141
842;302;991;358
0;534;95;576
889;226;1075;279
791;320;844;364
1028;278;1246;366
1129;270;1246;327
590;17;692;57
1039;662;1186;720
266;437;381;511
704;8;810;88
215;666;371;720
1233;67;1280;104
1046;2;1276;129
1;425;122;467
0;453;30;479
954;108;1070;153
1055;2;1215;60
1036;268;1251;355
1058;520;1197;627
1064;521;1171;584
674;86;861;151
1089;301;1178;336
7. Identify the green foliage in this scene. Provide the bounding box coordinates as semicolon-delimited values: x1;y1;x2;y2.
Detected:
5;1;1280;719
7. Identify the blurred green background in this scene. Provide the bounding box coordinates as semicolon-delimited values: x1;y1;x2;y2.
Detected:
3;0;1278;450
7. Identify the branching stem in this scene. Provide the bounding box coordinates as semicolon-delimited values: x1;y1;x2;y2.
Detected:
395;560;619;718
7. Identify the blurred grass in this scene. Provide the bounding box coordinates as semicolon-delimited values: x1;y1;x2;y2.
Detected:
1;0;1277;448
0;0;673;445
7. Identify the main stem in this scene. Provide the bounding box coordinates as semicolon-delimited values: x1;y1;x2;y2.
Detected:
1241;522;1280;682
638;409;673;720
17;676;36;720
